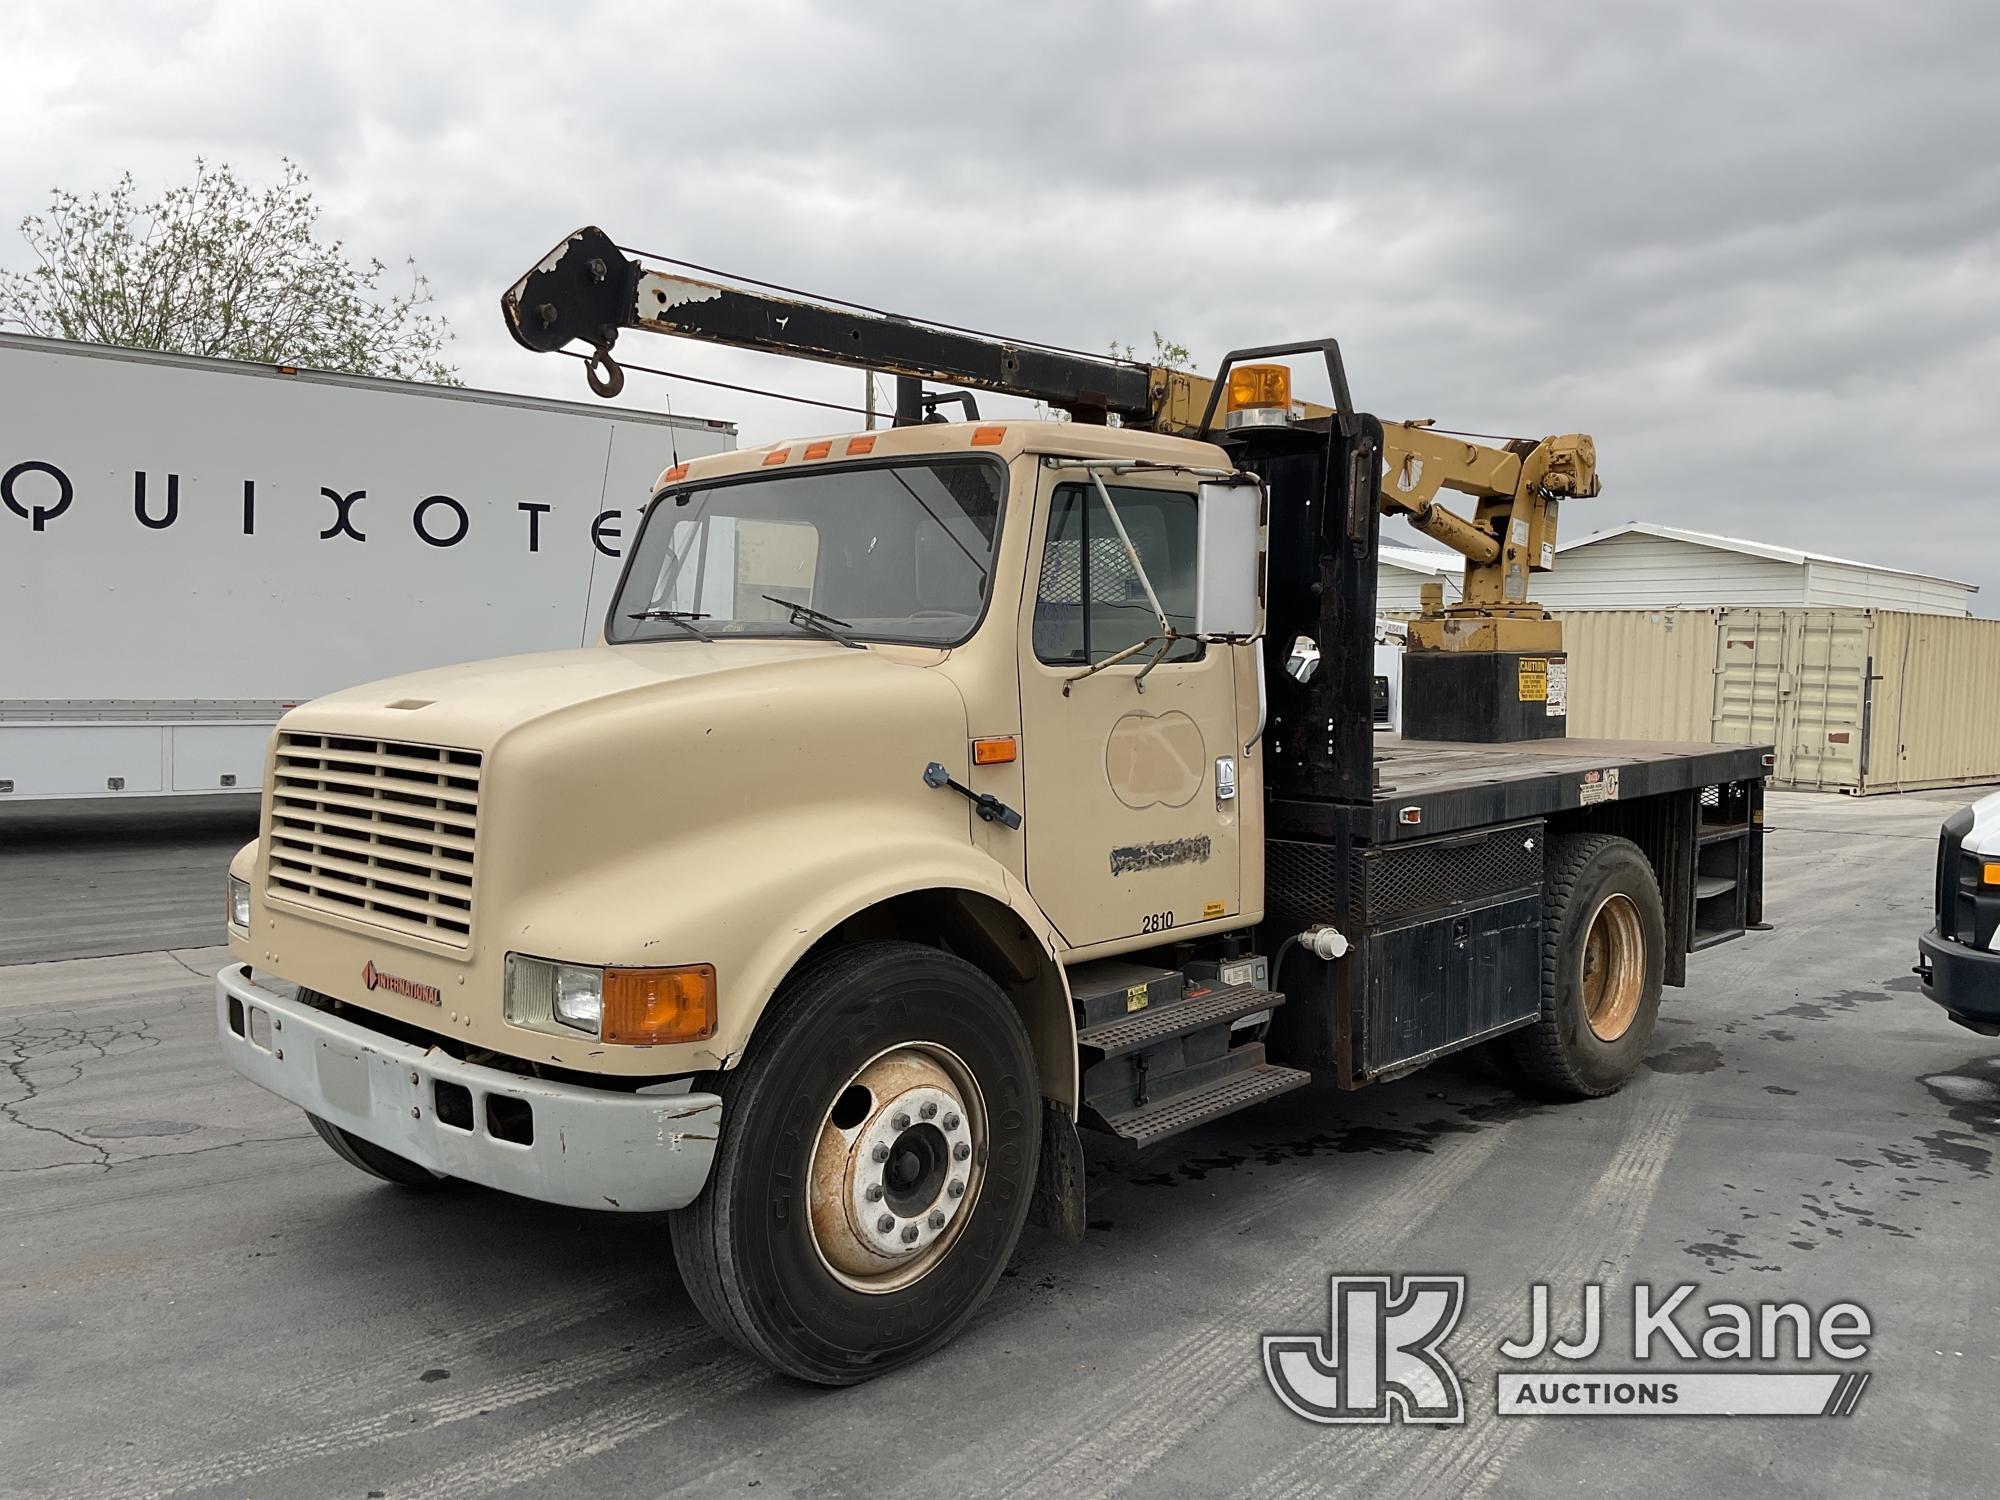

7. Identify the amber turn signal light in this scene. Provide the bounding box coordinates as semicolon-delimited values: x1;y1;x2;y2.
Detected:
602;964;717;1045
972;736;1017;765
1983;861;2000;886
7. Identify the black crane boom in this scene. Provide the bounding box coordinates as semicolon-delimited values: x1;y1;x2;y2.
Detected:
502;226;1154;422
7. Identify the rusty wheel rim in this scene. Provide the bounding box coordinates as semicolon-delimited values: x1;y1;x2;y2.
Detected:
1581;892;1645;1042
806;1042;986;1295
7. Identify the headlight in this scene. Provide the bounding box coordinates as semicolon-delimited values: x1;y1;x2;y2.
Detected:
507;955;605;1035
227;875;251;931
505;954;718;1044
552;964;605;1032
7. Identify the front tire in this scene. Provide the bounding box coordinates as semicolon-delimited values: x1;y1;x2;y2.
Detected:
305;1112;448;1189
669;941;1040;1385
1506;833;1666;1098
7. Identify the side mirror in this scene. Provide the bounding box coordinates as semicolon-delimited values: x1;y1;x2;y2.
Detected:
1194;479;1265;639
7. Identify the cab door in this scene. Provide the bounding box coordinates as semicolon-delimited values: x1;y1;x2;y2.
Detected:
1015;468;1241;949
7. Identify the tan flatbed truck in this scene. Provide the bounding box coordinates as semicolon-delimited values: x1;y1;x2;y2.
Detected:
216;230;1770;1383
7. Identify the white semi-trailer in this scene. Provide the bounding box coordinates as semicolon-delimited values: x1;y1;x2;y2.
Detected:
0;334;734;801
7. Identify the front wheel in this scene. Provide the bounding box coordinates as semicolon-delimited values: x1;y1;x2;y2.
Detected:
1506;833;1666;1098
669;941;1040;1384
305;1112;448;1189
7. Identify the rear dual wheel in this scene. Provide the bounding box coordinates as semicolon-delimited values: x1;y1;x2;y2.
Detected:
669;940;1040;1384
1505;834;1666;1097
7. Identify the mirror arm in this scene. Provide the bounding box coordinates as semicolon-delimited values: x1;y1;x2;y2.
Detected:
1131;634;1178;694
1247;641;1269;753
1060;635;1157;695
1086;470;1171;638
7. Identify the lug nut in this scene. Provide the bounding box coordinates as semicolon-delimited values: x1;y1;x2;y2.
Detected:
892;1111;911;1131
942;1112;961;1131
410;1071;420;1086
871;1143;890;1163
948;1179;965;1199
877;1213;895;1233
410;1106;421;1119
274;1048;284;1060
920;1101;937;1120
864;1183;883;1202
953;1141;971;1162
901;1224;920;1244
928;1209;945;1229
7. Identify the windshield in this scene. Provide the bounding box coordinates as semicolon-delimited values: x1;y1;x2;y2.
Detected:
608;455;1006;647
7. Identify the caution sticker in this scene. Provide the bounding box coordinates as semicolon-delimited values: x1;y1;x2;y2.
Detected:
1125;984;1149;1013
1578;767;1621;805
1518;657;1549;703
1202;899;1226;920
1545;657;1568;718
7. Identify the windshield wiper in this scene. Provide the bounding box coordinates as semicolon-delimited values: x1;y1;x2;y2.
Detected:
762;594;863;649
627;607;715;642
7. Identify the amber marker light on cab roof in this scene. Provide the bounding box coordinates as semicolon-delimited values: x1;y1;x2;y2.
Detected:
762;448;789;466
661;462;689;484
1224;363;1295;430
972;736;1017;765
602;964;717;1045
971;426;1007;446
847;435;877;455
803;440;832;459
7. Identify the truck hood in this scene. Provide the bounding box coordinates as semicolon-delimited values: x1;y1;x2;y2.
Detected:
281;640;930;749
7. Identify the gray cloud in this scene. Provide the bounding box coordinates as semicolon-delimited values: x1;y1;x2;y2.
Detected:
4;0;1994;599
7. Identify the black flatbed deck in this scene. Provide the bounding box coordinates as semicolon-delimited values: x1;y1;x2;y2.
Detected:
1357;736;1771;843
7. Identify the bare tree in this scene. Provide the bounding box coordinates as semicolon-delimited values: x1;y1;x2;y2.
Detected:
0;158;458;384
1110;332;1194;369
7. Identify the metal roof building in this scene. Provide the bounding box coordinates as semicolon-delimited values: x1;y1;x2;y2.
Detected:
1379;524;1976;617
1533;523;1976;616
1376;544;1462;611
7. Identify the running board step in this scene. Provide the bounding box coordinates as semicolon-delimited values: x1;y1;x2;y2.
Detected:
1076;982;1283;1060
1095;1063;1311;1149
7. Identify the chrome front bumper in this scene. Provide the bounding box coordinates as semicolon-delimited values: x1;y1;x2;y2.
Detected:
216;963;721;1212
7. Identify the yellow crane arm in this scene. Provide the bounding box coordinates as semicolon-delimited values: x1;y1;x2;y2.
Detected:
1376;424;1599;611
1148;365;1597;615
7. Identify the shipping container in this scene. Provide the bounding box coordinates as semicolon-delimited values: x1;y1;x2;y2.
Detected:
1547;607;2000;794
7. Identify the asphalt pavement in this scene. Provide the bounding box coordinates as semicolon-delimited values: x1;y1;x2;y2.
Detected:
0;788;1994;1498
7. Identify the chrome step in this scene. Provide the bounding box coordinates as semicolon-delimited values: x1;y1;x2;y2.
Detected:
1076;982;1283;1060
1096;1062;1311;1149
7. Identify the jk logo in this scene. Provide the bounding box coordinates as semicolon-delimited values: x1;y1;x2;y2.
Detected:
1263;1275;1467;1425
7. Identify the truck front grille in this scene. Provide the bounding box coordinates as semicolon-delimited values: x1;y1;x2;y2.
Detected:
266;733;481;946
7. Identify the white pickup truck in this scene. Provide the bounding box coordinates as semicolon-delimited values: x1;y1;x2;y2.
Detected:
1917;790;2000;1035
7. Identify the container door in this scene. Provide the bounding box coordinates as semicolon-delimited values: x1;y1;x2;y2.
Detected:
1780;611;1870;792
1712;608;1789;771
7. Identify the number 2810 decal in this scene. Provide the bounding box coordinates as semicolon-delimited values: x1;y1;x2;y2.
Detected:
1140;910;1177;934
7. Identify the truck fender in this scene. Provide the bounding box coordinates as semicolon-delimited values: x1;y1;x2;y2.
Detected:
728;859;1078;1111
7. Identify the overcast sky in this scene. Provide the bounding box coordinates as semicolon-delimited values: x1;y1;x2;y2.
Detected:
6;0;1996;603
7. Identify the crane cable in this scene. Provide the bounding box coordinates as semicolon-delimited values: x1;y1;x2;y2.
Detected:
558;348;879;418
614;242;1146;370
